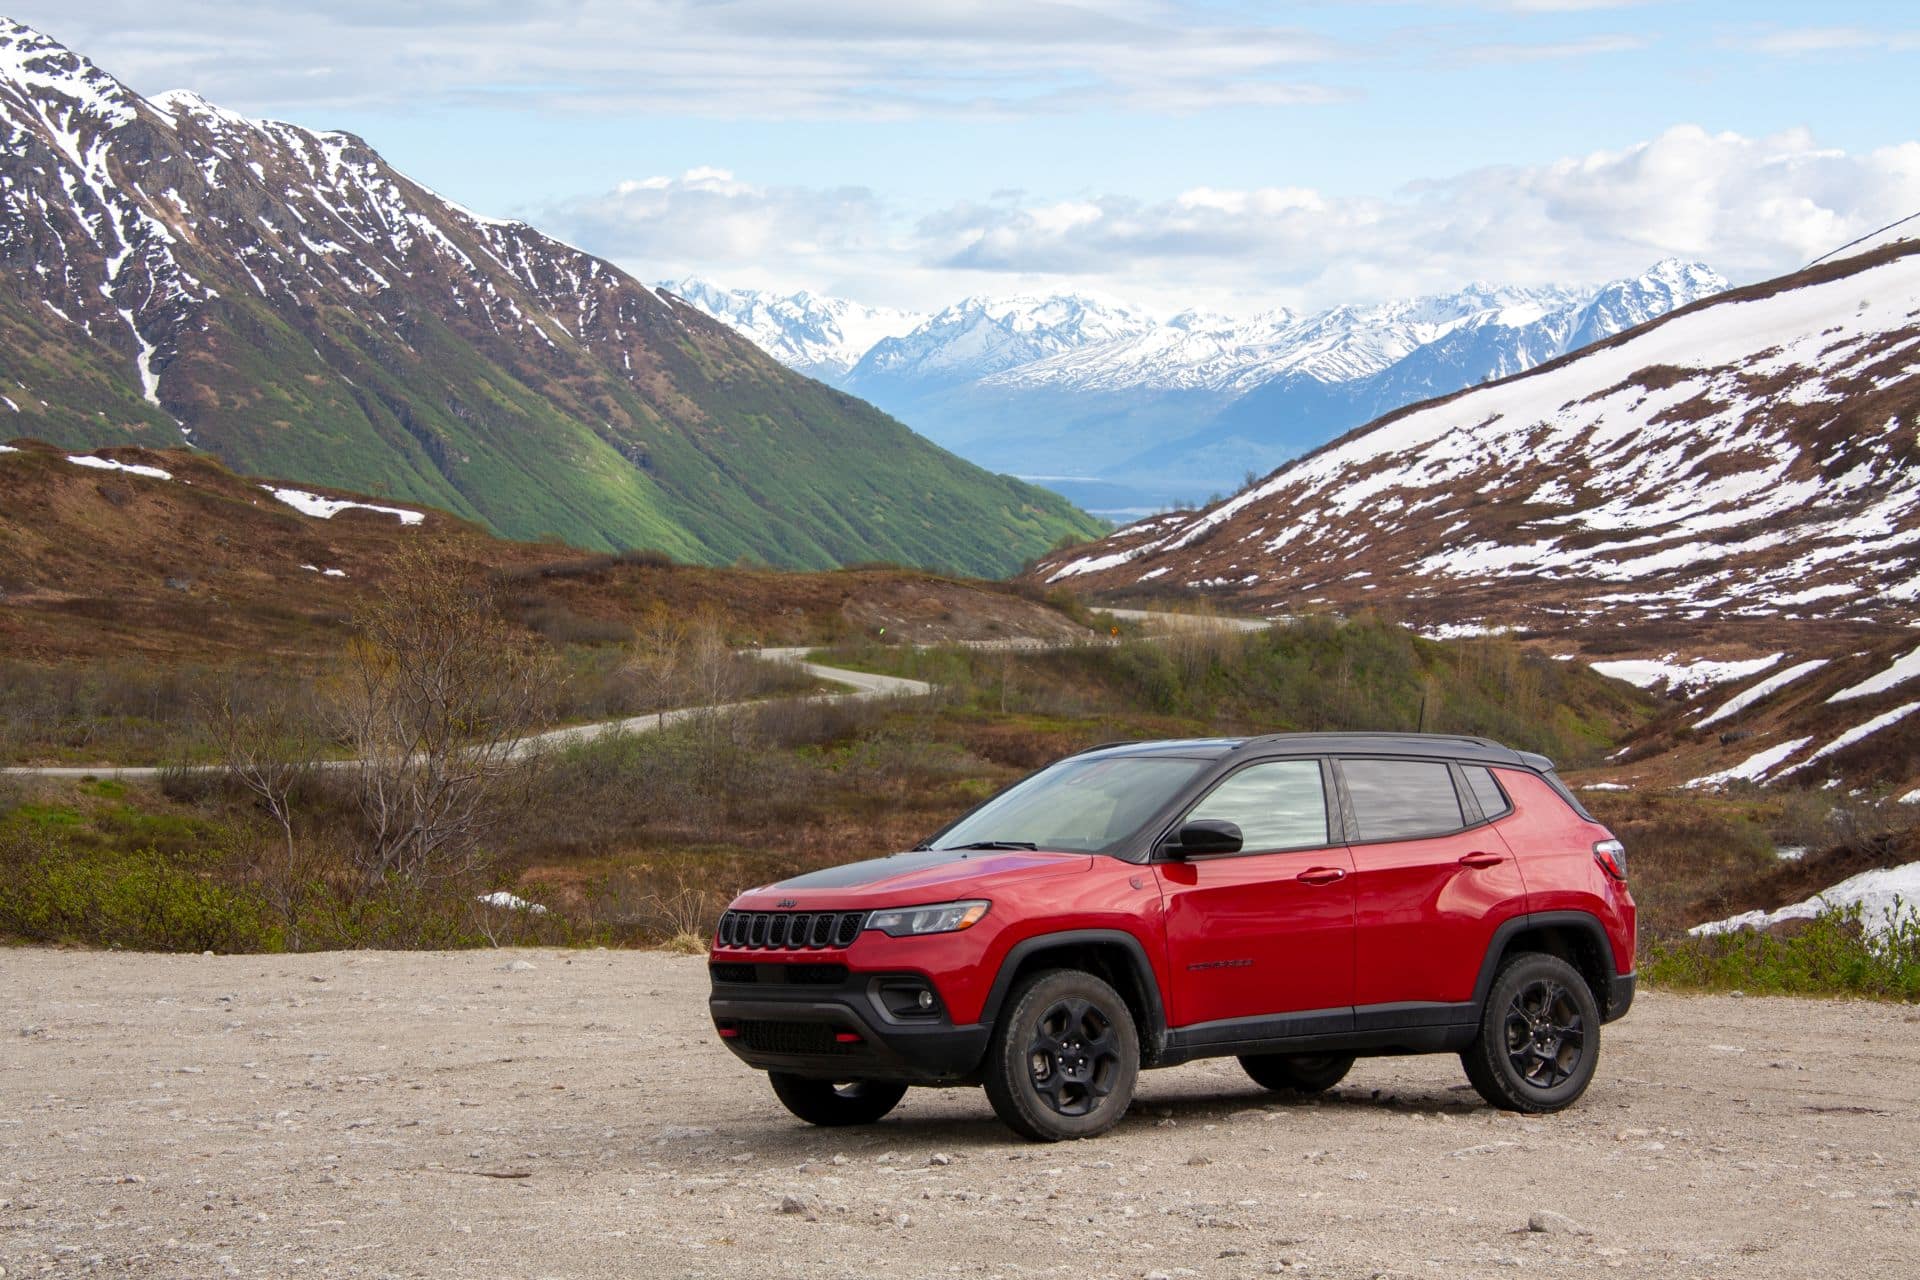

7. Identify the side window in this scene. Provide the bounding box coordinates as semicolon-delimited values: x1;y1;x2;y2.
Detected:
1340;758;1464;841
1461;765;1512;820
1186;759;1329;852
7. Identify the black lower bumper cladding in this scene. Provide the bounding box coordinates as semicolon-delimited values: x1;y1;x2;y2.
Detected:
709;964;989;1084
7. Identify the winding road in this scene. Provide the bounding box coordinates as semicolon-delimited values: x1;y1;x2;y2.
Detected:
0;609;1264;779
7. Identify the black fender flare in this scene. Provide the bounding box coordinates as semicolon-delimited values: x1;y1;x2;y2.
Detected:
1471;910;1625;1018
977;928;1170;1059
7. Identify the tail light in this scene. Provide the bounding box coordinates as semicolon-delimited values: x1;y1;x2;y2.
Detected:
1593;838;1628;882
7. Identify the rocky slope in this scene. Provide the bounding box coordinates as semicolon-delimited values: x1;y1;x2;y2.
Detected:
0;20;1098;575
1033;235;1920;639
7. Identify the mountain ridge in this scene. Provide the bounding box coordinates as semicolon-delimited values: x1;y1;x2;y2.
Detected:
0;18;1100;576
1029;234;1920;639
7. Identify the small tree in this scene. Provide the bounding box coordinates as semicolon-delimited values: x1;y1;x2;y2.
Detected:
203;680;326;950
332;546;553;886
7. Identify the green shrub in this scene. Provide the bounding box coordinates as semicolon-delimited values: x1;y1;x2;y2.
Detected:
0;827;279;952
1644;903;1920;1001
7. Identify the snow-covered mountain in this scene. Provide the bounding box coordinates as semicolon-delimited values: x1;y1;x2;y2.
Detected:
0;19;1099;573
1032;233;1920;636
673;263;1726;515
846;293;1158;392
656;279;920;379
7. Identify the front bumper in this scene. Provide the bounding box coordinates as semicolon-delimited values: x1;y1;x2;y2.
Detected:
708;962;990;1084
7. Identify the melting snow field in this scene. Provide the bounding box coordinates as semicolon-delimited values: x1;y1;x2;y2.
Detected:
1591;654;1780;693
65;453;172;480
1040;243;1920;623
1695;659;1830;728
1684;736;1812;789
1827;643;1920;703
264;485;424;525
1690;861;1920;939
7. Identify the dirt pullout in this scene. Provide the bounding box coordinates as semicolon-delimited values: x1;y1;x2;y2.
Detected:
3;950;1916;1280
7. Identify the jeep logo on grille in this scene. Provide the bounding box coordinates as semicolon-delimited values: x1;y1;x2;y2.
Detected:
776;898;797;908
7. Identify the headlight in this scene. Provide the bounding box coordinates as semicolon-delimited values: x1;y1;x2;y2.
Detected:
865;900;990;937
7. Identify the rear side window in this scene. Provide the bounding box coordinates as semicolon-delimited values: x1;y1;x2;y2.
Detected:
1340;758;1463;841
1187;759;1329;852
1540;769;1596;821
1461;765;1512;820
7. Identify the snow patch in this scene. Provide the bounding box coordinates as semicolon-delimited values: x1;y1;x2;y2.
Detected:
1592;654;1781;694
1695;659;1830;729
1689;861;1920;939
67;454;171;480
1684;736;1812;789
263;485;424;525
1827;644;1920;704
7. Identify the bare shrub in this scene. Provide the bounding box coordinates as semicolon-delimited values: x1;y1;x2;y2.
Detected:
201;680;329;949
329;546;555;886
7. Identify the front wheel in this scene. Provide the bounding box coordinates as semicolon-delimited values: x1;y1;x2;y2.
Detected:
983;968;1139;1141
1460;952;1600;1113
767;1073;908;1126
1239;1051;1354;1096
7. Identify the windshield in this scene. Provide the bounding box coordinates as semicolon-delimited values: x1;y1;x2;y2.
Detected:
930;755;1209;855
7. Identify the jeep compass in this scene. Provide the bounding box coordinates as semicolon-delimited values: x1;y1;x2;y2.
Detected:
708;732;1635;1141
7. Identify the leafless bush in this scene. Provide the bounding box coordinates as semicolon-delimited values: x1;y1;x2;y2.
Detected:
201;680;328;949
330;546;555;886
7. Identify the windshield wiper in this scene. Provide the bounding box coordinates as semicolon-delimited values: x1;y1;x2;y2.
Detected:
940;840;1039;851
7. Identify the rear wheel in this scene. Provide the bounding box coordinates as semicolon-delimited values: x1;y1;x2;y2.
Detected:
1239;1051;1354;1096
983;968;1139;1142
1461;952;1600;1113
767;1073;908;1126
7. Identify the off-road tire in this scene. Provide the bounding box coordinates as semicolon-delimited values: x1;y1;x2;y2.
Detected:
767;1073;908;1126
1239;1051;1355;1095
983;968;1140;1142
1461;952;1600;1113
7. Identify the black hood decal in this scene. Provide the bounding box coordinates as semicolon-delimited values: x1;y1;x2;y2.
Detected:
775;849;976;891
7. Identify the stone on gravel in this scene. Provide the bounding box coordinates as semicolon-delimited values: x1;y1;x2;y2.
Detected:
778;1193;819;1221
499;959;536;972
1527;1210;1593;1236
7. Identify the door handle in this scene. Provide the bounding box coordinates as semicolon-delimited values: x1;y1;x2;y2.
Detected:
1458;851;1505;868
1297;866;1348;885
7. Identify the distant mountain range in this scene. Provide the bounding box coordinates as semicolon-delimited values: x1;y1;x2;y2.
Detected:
0;20;1099;575
665;261;1727;516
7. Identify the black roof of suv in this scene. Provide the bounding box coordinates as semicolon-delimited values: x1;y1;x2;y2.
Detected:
1078;731;1555;772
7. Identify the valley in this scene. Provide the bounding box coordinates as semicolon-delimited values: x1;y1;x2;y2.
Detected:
669;260;1726;516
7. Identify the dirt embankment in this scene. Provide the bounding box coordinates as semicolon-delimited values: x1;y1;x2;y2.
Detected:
3;950;1917;1279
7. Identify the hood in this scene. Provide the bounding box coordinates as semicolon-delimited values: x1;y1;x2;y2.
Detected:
741;848;1093;906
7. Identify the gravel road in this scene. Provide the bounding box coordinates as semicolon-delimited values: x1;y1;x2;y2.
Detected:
3;949;1915;1279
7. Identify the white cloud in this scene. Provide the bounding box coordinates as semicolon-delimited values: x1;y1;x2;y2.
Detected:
547;167;892;273
905;126;1920;309
13;0;1343;119
543;127;1920;314
1737;26;1920;56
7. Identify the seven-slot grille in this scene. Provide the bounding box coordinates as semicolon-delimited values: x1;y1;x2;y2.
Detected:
717;909;866;951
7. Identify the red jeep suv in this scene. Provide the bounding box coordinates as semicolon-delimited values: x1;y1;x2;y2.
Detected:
708;733;1635;1141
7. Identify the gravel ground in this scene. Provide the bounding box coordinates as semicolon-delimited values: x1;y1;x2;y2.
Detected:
3;948;1916;1279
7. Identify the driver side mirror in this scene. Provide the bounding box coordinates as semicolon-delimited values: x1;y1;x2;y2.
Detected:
1163;819;1243;858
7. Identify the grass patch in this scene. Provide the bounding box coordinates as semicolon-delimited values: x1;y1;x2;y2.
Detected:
1643;904;1920;1001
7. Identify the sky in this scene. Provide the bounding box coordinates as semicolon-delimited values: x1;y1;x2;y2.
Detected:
16;1;1920;315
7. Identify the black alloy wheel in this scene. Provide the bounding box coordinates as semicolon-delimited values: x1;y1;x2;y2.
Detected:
984;968;1140;1141
1025;995;1123;1117
1461;952;1600;1113
1504;976;1585;1089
